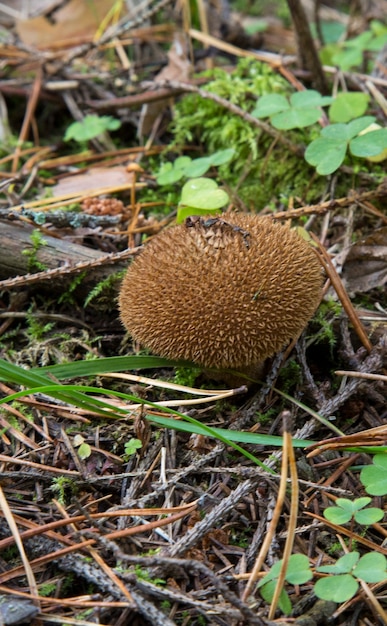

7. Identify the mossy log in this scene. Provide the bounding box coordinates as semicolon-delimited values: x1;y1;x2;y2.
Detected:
0;219;129;293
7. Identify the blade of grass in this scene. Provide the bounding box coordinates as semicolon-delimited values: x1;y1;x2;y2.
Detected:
0;379;275;472
30;355;190;378
147;415;314;448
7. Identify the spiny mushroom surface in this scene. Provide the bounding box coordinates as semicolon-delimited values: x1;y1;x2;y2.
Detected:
119;213;323;369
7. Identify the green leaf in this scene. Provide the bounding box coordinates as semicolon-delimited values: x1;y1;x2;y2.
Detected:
318;552;359;575
252;93;289;118
156;156;192;185
353;553;387;583
174;156;192;169
290;90;332;108
354;507;384;525
331;46;363;71
124;439;142;457
320;123;349;140
209;148;235;166
176;206;221;224
64;115;121;142
346;115;376;138
324;506;352;525
284;554;313;585
271;107;322;130
329;93;370;123
351;496;373;510
78;443;91;460
350;129;387;157
304;138;347;175
179;178;229;210
324;497;382;525
318;21;346;44
314;574;358;602
370;20;387;37
361;454;387;496
184;157;212;178
156;164;185;185
259;581;292;615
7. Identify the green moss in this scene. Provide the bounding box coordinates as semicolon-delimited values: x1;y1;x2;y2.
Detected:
84;270;125;309
22;230;48;272
170;59;330;207
310;298;342;349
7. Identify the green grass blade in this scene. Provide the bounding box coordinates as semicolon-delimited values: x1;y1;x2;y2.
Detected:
30;356;189;379
147;415;315;448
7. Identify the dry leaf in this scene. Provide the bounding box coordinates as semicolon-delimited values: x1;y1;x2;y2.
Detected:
138;33;192;138
342;226;387;294
16;0;123;49
52;167;135;196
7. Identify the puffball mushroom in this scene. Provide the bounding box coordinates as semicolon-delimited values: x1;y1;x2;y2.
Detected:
119;213;323;370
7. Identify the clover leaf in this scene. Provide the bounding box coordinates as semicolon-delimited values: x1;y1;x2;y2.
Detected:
304;115;385;174
64;115;121;143
361;454;387;496
257;554;313;615
314;573;358;602
156;149;235;185
329;92;370;123
352;552;387;583
252;90;332;130
315;551;387;603
324;497;384;525
156;156;192;185
177;178;229;223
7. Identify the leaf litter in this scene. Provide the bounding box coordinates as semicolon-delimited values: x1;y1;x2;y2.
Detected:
0;1;386;624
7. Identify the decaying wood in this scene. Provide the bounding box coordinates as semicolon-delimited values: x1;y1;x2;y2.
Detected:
0;219;136;291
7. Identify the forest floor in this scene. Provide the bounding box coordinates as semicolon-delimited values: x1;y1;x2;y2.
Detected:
0;1;386;625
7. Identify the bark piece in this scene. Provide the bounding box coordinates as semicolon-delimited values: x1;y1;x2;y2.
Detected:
0;219;127;290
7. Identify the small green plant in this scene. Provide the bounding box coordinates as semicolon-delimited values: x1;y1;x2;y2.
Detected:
39;582;57;597
84;271;125;309
51;476;78;504
58;272;86;305
22;230;48;272
257;554;313;615
360;454;387;496
252;89;332;130
304;115;387;175
252;85;387;175
25;314;55;342
315;551;387;602
156;148;235;185
123;438;142;460
134;565;165;585
176;177;229;222
323;497;384;525
73;434;92;460
64;115;121;143
320;20;387;71
328;92;370;123
174;366;201;388
311;298;341;348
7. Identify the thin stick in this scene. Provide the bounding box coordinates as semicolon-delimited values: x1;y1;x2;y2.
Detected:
335;371;387;382
311;233;372;353
268;429;298;618
0;485;40;607
12;67;43;174
242;441;288;600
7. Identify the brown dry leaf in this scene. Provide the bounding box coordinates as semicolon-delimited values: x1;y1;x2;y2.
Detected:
52;166;135;196
138;33;192;138
342;226;387;294
16;0;124;49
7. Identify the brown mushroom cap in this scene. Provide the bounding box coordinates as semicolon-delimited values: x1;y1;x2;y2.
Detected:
119;213;323;369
